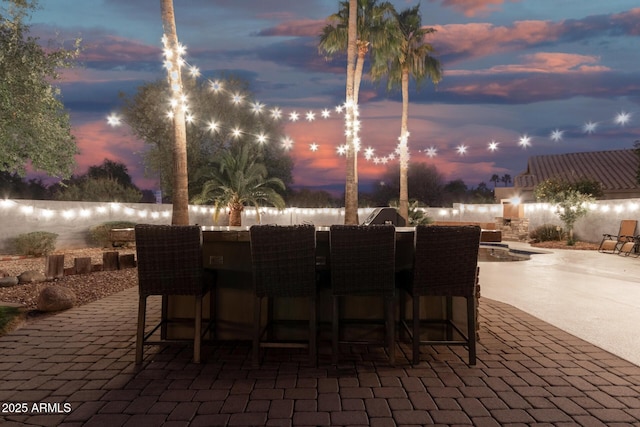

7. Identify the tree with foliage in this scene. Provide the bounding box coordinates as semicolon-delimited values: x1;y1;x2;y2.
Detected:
0;171;49;199
500;174;512;186
119;77;292;204
53;159;142;202
371;162;444;207
371;4;442;223
534;178;596;245
54;177;142;203
0;0;80;178
191;144;285;227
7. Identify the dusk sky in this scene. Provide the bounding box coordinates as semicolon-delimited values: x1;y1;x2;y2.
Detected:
29;0;640;194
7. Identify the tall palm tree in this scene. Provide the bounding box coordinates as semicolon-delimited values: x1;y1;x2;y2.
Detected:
192;144;285;227
319;0;395;224
490;174;500;189
373;5;442;223
160;0;189;225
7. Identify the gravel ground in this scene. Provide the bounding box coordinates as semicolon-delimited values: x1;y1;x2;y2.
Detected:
0;248;137;310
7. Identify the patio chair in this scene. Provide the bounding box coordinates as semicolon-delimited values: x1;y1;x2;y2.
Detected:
599;219;637;254
400;225;481;365
617;235;640;257
329;224;396;366
135;224;216;364
249;224;317;367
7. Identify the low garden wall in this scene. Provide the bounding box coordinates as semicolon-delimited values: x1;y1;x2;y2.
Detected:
2;198;639;251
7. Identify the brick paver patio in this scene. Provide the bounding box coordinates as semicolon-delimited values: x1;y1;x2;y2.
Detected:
2;286;640;426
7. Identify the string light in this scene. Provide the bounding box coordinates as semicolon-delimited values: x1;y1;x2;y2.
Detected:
106;37;639;168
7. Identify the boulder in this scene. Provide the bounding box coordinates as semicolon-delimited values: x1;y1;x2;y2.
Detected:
18;270;46;284
0;276;19;287
37;286;76;312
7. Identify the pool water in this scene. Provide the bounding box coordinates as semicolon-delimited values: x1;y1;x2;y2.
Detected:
478;246;533;262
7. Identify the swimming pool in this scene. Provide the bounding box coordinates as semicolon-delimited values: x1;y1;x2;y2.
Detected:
478;244;543;262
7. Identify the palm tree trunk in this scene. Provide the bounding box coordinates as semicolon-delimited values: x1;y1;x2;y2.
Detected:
344;0;359;225
399;69;410;223
161;0;189;225
229;208;242;227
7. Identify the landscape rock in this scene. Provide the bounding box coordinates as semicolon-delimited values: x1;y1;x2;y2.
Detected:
18;270;46;284
0;276;19;287
37;286;76;312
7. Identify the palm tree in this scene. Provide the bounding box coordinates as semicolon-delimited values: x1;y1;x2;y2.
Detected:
319;0;395;224
373;5;442;223
192;144;285;227
490;174;500;189
501;174;512;187
160;0;189;225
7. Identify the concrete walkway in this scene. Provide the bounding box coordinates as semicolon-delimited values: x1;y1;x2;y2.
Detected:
2;247;640;426
480;242;640;367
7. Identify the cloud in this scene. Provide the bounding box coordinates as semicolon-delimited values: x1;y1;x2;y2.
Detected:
257;19;327;37
428;0;520;17
448;52;610;75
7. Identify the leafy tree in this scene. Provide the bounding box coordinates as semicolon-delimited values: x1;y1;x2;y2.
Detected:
634;140;640;185
470;182;494;203
0;0;80;178
287;188;339;208
191;144;285;226
119;77;292;202
371;4;442;223
371;162;444;206
54;177;142;203
0;171;49;199
442;179;468;206
87;159;135;188
534;178;596;245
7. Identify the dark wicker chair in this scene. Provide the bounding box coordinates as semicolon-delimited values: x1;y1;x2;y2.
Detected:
135;224;215;364
329;224;396;366
400;225;481;365
249;224;317;367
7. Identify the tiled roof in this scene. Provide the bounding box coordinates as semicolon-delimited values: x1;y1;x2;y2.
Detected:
515;149;640;190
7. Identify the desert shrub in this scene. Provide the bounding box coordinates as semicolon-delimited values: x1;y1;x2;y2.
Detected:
88;221;137;247
10;231;58;256
530;224;563;242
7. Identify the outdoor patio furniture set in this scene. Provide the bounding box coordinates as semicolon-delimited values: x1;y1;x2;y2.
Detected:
133;224;482;369
598;219;640;256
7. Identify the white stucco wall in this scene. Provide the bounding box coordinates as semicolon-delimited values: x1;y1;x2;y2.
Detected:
1;198;639;251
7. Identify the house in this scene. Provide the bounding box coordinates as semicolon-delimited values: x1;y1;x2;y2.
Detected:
495;149;640;203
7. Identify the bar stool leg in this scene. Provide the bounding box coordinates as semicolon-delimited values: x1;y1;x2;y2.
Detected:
386;296;395;366
253;296;262;367
136;296;146;364
309;296;317;367
332;295;340;365
412;295;420;365
467;297;477;365
194;297;202;364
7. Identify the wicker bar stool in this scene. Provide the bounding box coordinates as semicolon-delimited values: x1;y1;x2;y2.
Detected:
135;224;216;364
400;225;481;365
249;224;318;367
329;224;396;366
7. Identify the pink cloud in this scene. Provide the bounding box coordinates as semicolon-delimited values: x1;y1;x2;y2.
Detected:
429;0;520;17
258;19;327;37
81;35;160;62
448;52;610;75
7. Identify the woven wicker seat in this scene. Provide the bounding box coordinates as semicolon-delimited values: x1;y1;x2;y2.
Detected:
329;225;396;365
249;224;317;367
135;224;215;364
400;225;480;365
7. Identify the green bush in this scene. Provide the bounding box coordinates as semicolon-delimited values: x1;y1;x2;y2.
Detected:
10;231;58;256
88;221;137;247
530;224;563;242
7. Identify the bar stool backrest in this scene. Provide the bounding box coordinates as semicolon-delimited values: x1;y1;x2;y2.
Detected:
135;224;205;297
412;225;481;297
249;224;317;298
329;225;396;296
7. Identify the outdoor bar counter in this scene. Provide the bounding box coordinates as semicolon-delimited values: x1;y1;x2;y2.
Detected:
164;226;475;341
